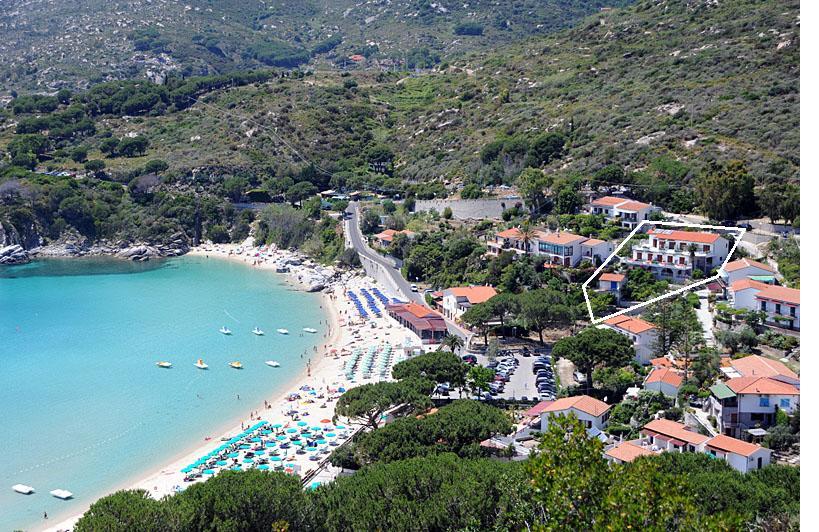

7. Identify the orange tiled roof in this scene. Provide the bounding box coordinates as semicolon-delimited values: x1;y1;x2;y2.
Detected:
592;196;626;207
583;238;606;246
542;395;611;417
497;227;523;239
444;286;498;304
723;258;775;273
642;419;709;446
730;279;771;292
756;285;800;305
599;273;625;282
647;229;721;244
404;302;440;319
617;200;651;211
726;376;800;396
730;355;798;381
650;357;674;368
605;441;658;463
706;434;765;457
538;231;586;245
645;367;683;387
604;315;656;334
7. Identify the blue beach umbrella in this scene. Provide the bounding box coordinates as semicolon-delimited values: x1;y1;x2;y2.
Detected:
181;466;193;473
203;469;216;475
251;437;261;442
276;435;287;441
216;460;228;466
243;458;254;464
270;456;283;462
265;441;276;447
231;466;242;471
309;482;321;490
286;428;298;434
258;464;270;470
311;426;322;431
271;423;283;429
316;439;327;445
325;433;337;438
297;421;308;427
335;424;346;430
254;450;265;456
228;452;239;458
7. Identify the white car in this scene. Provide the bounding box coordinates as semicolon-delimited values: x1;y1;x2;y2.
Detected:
410;284;418;292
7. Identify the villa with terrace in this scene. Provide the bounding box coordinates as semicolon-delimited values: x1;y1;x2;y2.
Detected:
589;196;659;229
624;228;730;280
706;376;800;439
486;227;613;267
600;315;658;365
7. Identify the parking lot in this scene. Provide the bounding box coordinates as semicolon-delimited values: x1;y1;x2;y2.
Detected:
470;345;557;402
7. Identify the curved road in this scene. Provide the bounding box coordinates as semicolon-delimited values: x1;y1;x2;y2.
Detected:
344;202;471;344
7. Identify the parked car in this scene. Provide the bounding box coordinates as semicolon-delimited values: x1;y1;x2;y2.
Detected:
410;284;418;292
462;354;477;364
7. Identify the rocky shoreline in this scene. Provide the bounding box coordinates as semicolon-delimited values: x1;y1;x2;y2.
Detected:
0;233;190;265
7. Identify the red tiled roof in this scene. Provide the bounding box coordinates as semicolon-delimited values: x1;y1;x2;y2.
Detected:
706;434;765;457
617;200;651;211
542;395;611;417
592;196;626;207
723;258;775;273
642;419;709;446
730;279;770;292
730;355;798;381
604;315;656;334
650;357;674;368
444;286;498;304
583;238;606;246
647;229;721;244
386;303;448;332
605;441;658;463
375;229;414;242
645;367;683;387
726;376;799;396
755;285;800;305
538;231;586;245
524;401;554;417
497;227;523;239
599;273;625;282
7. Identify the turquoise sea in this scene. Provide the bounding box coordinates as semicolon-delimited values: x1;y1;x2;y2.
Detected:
0;256;327;530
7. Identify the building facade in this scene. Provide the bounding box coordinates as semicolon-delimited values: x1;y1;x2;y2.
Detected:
625;229;730;280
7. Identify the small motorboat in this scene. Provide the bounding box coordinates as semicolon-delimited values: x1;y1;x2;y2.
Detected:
277;328;289;335
228;361;243;369
265;360;281;368
252;327;265;336
303;327;318;334
194;359;208;370
50;488;73;500
219;327;232;335
12;484;34;495
156;361;172;369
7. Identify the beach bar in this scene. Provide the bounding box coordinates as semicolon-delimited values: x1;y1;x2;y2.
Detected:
385;303;447;344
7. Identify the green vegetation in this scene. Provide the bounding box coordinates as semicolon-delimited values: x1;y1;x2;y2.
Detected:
551;327;635;392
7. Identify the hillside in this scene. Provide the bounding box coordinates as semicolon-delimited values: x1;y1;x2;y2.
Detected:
0;0;628;93
0;0;800;252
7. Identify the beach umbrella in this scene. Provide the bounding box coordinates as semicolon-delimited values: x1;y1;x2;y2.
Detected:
228;452;239;458
216;460;228;466
231;466;242;471
270;456;283;462
311;426;322;431
320;419;332;424
337;387;346;393
316;439;327;445
325;432;337;438
276;435;287;441
254;450;265;456
265;441;277;447
297;421;308;427
181;466;194;473
308;482;321;490
243;458;254;464
260;430;271;435
271;423;283;429
251;437;261;443
258;464;270;470
203;469;216;475
286;428;298;434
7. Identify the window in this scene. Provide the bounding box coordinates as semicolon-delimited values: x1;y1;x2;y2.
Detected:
703;245;710;252
637;252;643;260
776;304;781;314
759;396;770;407
761;301;767;311
790;306;796;317
781;398;791;409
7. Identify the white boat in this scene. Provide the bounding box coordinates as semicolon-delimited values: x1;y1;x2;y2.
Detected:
50;488;73;500
265;360;281;368
277;328;289;335
252;327;265;336
12;484;34;495
228;361;243;369
194;359;208;370
156;361;172;369
219;327;232;335
303;327;318;334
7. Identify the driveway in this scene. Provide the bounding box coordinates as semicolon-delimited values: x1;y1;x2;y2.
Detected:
695;289;715;347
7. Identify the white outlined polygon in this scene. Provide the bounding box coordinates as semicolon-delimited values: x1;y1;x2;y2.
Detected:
582;221;745;324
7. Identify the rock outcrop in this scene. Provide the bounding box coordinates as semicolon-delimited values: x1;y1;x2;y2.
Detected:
0;244;30;264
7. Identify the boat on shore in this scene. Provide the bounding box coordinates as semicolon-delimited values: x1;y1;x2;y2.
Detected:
156;361;172;369
303;327;318;333
194;359;208;370
228;361;243;369
252;327;265;336
12;484;34;495
265;360;281;368
219;326;232;335
50;488;73;500
277;328;289;335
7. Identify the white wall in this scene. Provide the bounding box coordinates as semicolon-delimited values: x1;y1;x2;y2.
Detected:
731;288;760;311
645;380;678;397
724;266;774;285
542;408;607;431
737;393;799;414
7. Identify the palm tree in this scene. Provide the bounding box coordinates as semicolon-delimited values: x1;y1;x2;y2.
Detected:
440;333;464;353
518;223;536;253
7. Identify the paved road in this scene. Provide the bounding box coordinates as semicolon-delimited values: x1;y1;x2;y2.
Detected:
344;202;472;343
695;289;715;347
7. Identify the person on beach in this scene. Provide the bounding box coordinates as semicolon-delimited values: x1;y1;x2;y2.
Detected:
44;512;48;520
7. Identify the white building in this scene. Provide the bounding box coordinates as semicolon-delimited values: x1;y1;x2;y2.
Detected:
721;258;776;286
643;367;683;397
601;315;658;365
707;376;800;438
625;228;730;280
729;281;800;331
540;395;612;431
487;228;613;267
722;355;799;388
589;196;659;229
640;418;709;453
704;434;772;473
440;286;497;320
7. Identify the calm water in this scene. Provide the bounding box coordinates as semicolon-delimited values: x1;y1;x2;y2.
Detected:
0;256;327;530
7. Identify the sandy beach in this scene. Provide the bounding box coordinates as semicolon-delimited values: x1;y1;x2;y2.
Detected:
45;242;422;532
